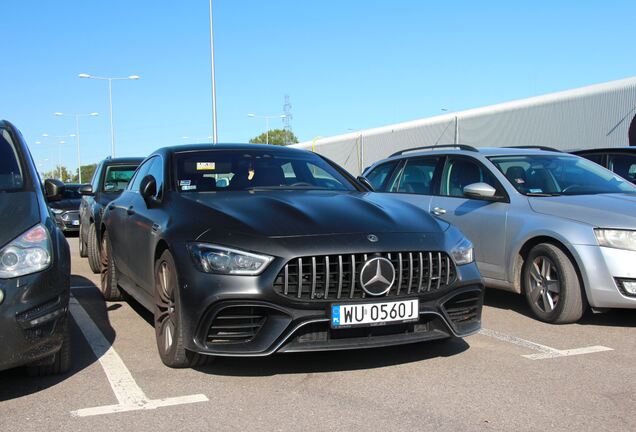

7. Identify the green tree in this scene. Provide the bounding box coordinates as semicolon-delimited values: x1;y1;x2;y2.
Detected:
249;129;298;146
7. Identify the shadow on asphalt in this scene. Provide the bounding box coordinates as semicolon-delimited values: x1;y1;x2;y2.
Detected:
0;276;116;402
197;337;470;377
484;288;636;327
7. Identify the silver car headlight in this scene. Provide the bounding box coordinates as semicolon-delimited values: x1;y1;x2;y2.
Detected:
595;229;636;251
187;243;274;275
0;224;52;279
450;237;474;265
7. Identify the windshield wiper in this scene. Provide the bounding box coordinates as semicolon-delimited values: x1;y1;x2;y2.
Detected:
526;192;561;197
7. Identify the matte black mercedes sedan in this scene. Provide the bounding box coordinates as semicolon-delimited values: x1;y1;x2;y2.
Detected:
100;144;483;368
0;120;71;375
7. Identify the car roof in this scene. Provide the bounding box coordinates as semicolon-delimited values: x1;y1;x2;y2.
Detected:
102;156;145;165
153;143;309;157
383;145;568;161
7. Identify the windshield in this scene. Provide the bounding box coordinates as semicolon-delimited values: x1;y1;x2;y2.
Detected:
103;164;138;192
489;154;636;196
0;128;24;192
174;150;356;192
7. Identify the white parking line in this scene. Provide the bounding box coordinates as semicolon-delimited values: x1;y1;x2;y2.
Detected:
479;328;613;360
68;296;208;417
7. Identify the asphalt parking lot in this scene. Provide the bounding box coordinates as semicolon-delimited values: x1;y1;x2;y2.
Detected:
1;236;634;432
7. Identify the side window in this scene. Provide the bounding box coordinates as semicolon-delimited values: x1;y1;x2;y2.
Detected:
578;153;604;166
128;159;153;192
365;161;398;191
388;157;440;194
441;157;501;198
146;157;164;198
608;153;636;182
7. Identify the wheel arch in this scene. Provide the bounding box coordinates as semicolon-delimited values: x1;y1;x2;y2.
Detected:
511;235;588;304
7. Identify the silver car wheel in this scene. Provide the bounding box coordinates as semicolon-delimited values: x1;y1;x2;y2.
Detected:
528;256;560;313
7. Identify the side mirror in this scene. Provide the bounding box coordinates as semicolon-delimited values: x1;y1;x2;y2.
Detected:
139;175;158;207
357;176;375;192
78;184;94;196
463;182;497;200
44;179;65;202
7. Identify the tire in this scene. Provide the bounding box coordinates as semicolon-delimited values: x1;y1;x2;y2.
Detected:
87;223;101;274
26;317;71;376
522;243;586;323
100;230;123;301
79;226;88;258
154;250;208;368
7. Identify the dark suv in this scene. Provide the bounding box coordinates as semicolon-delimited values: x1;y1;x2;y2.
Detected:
78;157;143;273
0;120;71;375
571;147;636;184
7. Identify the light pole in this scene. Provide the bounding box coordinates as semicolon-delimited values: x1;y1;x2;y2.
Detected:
54;112;99;183
78;73;140;157
39;134;76;181
247;114;286;145
209;0;218;144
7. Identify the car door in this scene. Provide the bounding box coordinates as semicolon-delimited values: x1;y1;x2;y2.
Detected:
379;156;443;212
125;156;166;294
79;161;102;237
429;156;509;280
110;159;154;282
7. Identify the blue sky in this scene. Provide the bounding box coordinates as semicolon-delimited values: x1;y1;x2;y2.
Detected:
2;0;636;174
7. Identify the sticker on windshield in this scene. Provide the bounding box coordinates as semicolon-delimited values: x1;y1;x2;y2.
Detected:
196;162;215;171
529;188;543;193
179;180;191;186
181;185;197;191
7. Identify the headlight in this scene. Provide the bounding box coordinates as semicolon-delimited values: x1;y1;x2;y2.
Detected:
450;237;474;265
51;208;64;215
187;243;274;275
0;224;52;279
595;229;636;251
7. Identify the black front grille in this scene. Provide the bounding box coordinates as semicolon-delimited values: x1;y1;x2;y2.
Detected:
443;291;482;326
207;306;267;344
273;251;456;301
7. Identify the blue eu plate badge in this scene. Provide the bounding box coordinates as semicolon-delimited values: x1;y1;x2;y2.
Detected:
331;305;340;326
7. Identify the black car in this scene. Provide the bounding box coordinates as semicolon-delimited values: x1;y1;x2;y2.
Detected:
78;156;143;273
49;183;82;233
100;144;484;368
571;147;636;183
0;120;71;375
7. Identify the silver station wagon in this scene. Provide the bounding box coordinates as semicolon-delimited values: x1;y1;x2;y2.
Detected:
363;145;636;323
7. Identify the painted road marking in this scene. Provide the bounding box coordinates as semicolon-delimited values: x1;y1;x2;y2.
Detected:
68;296;208;417
479;328;613;360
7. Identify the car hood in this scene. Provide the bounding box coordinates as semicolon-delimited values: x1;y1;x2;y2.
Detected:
49;198;81;211
0;191;40;248
528;193;636;228
183;190;444;238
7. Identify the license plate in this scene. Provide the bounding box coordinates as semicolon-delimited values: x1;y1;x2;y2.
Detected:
72;220;80;226
331;299;419;328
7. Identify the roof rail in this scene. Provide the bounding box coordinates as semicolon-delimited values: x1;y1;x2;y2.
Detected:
390;144;479;157
503;146;562;152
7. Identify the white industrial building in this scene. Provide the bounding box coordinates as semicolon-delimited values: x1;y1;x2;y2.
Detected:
292;76;636;175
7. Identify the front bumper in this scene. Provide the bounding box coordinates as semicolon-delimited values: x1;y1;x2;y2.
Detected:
0;268;70;371
174;239;484;357
574;245;636;308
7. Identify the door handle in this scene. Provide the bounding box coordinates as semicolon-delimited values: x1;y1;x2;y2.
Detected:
431;207;447;216
126;206;135;216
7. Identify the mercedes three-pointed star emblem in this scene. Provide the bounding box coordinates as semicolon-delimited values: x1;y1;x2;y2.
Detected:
359;257;395;296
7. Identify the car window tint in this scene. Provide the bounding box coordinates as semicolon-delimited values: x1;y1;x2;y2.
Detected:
91;163;103;190
146;157;164;198
128;160;153;193
103;164;139;193
388;157;439;194
441;157;499;198
608;153;636;182
366;161;398;191
174;150;356;192
0;128;24;191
